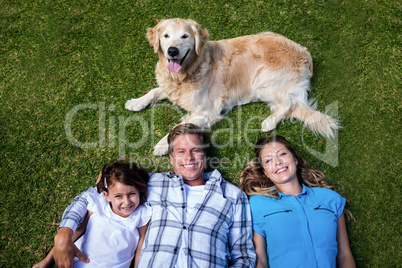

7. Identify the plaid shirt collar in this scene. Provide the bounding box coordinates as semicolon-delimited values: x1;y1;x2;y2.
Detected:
138;169;256;268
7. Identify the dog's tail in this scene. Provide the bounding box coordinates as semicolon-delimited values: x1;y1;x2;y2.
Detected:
290;102;339;138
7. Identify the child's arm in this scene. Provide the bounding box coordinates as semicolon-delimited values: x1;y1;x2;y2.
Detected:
32;212;92;268
32;248;55;268
133;222;149;268
72;211;92;241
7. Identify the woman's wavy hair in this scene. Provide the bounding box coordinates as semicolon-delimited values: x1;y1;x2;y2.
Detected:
239;135;353;220
239;135;335;198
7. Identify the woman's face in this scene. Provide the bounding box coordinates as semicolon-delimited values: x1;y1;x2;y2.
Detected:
260;142;298;187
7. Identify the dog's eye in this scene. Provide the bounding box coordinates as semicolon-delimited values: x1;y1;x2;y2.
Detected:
163;34;169;38
181;34;188;39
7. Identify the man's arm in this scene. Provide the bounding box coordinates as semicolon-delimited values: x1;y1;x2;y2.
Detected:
59;189;92;231
32;212;92;268
53;189;93;268
228;191;256;267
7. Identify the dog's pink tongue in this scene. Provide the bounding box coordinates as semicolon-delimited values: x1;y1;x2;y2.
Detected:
167;59;181;73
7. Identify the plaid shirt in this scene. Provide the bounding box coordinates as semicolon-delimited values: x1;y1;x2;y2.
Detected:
59;169;255;268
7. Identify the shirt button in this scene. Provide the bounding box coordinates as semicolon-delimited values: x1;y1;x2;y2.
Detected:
183;226;186;229
182;205;185;209
181;187;184;191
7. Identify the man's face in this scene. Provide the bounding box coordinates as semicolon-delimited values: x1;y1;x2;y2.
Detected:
169;134;206;186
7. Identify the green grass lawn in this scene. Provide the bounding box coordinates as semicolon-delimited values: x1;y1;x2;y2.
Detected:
0;0;400;266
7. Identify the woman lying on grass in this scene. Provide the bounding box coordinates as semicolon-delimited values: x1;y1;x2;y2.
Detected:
240;135;355;268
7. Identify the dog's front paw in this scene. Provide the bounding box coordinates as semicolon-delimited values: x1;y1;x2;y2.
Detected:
261;117;277;132
125;98;148;112
153;136;169;156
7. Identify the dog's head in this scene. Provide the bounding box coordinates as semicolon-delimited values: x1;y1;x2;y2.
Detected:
147;18;209;73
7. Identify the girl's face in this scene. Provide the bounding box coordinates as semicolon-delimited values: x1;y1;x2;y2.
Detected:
260;142;298;188
103;181;140;218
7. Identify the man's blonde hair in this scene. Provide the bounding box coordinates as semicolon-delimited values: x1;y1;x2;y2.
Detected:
167;123;208;155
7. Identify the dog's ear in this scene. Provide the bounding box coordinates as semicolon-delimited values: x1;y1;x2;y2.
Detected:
189;20;209;56
147;20;164;53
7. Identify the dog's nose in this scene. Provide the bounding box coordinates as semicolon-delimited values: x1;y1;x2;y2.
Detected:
168;47;179;57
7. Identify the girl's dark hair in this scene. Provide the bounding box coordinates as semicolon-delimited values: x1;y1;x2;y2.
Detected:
96;163;149;205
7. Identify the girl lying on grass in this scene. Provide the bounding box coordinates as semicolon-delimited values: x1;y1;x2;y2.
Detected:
33;162;152;268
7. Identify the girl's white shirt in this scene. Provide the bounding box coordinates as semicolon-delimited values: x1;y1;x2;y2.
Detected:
73;187;152;268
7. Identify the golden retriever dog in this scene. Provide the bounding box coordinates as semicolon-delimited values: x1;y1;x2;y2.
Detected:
126;18;338;156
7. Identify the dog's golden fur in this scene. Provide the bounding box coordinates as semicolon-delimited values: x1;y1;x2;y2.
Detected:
126;18;338;156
